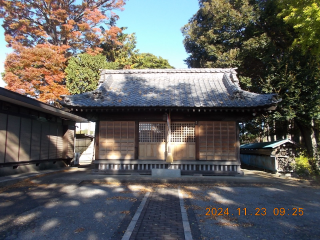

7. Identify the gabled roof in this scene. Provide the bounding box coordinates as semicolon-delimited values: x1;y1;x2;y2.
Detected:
240;139;295;149
0;87;88;122
60;68;281;108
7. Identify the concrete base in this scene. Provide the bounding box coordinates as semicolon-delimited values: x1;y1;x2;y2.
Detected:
0;161;67;177
152;169;181;178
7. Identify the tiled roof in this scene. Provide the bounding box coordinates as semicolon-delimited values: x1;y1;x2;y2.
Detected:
60;68;281;108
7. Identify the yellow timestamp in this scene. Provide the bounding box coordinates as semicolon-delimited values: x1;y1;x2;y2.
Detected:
205;207;304;216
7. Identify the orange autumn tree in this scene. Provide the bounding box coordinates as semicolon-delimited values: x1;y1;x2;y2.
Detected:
0;0;126;102
3;43;70;102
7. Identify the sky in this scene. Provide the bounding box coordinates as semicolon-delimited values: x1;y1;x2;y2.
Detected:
0;0;199;88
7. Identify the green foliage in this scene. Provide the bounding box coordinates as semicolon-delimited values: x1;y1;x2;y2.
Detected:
101;28;139;66
131;53;173;69
293;155;318;176
65;29;173;95
183;0;320;156
65;53;118;94
182;0;256;68
101;29;173;69
278;0;320;57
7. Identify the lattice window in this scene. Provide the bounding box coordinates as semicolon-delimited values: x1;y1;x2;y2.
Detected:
139;123;166;142
170;123;195;142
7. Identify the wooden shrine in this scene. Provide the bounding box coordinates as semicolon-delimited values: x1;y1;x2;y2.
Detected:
60;68;281;175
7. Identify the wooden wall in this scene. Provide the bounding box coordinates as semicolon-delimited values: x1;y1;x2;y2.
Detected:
96;120;239;162
0;112;74;165
199;121;237;161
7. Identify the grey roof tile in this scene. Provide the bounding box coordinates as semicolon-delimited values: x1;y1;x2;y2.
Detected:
61;68;281;108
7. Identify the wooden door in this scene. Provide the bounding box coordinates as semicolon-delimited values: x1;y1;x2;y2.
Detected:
99;121;135;160
199;121;237;160
139;123;166;160
171;123;195;160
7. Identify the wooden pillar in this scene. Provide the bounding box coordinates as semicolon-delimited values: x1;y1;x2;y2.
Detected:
94;120;100;160
236;121;240;162
135;121;139;159
195;123;199;160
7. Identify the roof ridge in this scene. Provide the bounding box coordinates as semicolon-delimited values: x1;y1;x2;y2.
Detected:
100;68;237;74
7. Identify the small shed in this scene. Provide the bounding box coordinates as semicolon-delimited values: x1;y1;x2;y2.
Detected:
240;139;296;173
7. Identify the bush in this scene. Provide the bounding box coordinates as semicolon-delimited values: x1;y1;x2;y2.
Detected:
293;155;319;176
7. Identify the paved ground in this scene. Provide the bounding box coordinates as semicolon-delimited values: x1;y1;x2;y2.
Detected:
129;188;185;240
0;168;319;240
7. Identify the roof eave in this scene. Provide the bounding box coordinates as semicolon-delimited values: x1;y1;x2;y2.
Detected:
0;88;88;123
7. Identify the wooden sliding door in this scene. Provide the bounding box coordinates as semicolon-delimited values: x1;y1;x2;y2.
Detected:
139;123;166;160
170;123;196;160
99;121;135;160
199;121;237;160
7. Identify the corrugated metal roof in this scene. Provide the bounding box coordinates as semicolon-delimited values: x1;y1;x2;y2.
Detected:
60;68;281;108
240;139;295;149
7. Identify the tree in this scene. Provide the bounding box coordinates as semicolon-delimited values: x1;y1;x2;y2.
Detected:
278;0;320;56
100;29;173;69
181;0;256;68
2;42;69;102
65;53;118;94
130;53;173;69
1;0;127;103
182;0;320;163
0;0;126;54
101;27;139;64
65;27;173;94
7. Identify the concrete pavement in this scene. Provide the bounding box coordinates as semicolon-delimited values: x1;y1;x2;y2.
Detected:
0;167;319;240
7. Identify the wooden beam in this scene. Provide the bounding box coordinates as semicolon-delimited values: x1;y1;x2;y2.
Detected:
135;121;139;159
